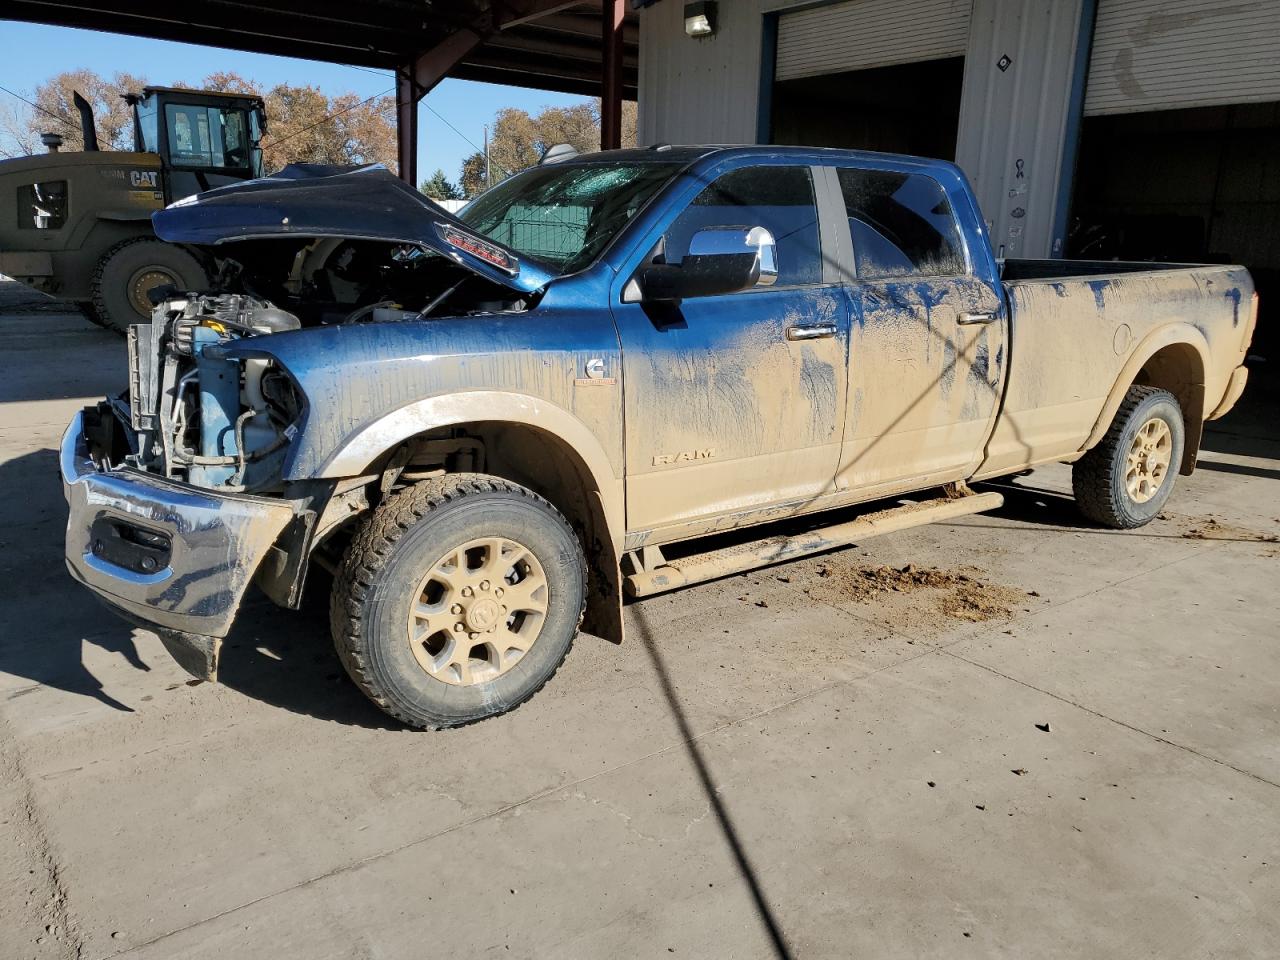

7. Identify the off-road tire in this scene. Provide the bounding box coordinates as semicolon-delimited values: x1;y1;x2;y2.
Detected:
91;238;208;335
75;300;108;328
1073;385;1184;529
331;474;587;729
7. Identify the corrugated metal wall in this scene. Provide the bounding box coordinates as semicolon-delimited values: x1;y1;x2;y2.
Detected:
638;0;800;146
956;0;1091;258
776;0;970;81
1085;0;1280;116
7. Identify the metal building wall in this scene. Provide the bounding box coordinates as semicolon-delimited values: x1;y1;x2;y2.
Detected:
638;0;807;146
775;0;970;80
638;0;1094;258
1085;0;1280;116
956;0;1094;259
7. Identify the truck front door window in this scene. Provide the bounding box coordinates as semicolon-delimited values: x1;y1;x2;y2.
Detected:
836;168;967;279
665;165;821;289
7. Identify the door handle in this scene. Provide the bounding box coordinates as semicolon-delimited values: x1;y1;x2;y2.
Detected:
957;311;997;325
785;323;838;341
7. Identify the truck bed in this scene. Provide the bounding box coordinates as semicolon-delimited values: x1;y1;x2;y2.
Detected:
974;260;1255;480
999;258;1215;281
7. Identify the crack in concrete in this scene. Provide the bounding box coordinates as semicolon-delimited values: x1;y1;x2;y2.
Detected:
49;518;1278;958
944;649;1280;792
816;537;1280;791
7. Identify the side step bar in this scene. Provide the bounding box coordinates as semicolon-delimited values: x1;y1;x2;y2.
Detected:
624;490;1004;598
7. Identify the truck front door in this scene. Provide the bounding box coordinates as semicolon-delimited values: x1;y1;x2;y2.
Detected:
831;164;1007;494
612;163;850;536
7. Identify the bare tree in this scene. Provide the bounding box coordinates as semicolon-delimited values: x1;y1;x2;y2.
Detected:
458;99;638;196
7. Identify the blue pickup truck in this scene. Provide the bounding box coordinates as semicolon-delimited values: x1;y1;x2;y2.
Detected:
61;146;1256;728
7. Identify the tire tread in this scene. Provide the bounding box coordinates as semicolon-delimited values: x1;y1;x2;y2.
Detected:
330;474;585;730
1072;384;1180;529
90;237;205;334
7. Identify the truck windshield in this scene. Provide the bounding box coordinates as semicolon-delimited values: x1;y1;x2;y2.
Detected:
459;162;680;274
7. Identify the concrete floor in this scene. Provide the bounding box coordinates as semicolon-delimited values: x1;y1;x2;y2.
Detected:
1;281;1277;960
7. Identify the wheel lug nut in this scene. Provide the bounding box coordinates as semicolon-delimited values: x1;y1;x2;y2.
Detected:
494;587;504;598
453;623;464;632
461;586;473;597
480;580;490;591
450;604;463;615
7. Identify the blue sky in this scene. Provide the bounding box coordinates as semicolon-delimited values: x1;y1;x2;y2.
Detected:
0;21;592;183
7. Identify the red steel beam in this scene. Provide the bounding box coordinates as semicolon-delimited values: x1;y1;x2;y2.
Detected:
394;1;606;183
395;68;420;185
600;0;625;150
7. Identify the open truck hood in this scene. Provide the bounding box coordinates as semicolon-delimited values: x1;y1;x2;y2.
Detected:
151;164;555;295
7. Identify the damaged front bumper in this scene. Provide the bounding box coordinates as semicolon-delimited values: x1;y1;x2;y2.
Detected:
61;408;300;680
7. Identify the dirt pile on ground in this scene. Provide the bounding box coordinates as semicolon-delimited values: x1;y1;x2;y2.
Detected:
1177;515;1279;543
812;562;1028;625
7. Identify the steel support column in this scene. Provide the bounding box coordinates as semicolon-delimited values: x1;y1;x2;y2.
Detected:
393;2;600;183
395;68;419;186
600;0;625;150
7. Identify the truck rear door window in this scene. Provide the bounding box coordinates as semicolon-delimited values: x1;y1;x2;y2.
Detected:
666;165;822;287
836;168;966;279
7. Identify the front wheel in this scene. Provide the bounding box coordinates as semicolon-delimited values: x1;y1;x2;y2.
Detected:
1072;385;1185;529
330;475;586;729
91;238;209;334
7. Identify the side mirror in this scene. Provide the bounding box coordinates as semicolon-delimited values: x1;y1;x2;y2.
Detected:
635;226;778;301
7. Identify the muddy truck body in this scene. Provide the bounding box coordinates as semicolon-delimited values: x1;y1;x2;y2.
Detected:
60;147;1256;728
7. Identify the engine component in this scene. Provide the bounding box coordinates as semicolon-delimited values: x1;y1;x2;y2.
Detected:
128;294;305;492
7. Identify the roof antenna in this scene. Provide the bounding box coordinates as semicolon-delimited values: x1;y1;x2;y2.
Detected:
540;143;579;165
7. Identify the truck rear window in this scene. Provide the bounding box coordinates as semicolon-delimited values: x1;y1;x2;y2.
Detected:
836;168;966;279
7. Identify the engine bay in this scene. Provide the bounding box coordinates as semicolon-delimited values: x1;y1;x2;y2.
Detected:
213;237;533;327
104;235;533;496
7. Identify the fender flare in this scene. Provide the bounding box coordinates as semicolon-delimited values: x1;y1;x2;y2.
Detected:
1081;323;1210;464
317;390;625;555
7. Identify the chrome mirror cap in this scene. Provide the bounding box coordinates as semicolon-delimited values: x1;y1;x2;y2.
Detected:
686;225;778;287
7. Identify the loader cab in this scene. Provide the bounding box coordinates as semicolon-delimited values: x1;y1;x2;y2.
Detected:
128;87;266;202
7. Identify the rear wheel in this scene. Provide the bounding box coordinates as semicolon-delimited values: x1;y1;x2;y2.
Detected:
1072;385;1184;529
331;475;586;729
91;238;208;334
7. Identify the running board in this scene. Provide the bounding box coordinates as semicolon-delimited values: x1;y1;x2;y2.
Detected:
624;490;1004;598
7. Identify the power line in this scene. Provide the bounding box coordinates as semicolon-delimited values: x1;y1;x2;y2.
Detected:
260;85;396;151
0;82;79;132
421;100;511;179
336;63;512;179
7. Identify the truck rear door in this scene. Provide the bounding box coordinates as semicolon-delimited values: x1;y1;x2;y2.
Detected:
829;163;1007;494
610;162;851;535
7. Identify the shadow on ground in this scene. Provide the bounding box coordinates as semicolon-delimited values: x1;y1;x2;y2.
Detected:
0;445;394;728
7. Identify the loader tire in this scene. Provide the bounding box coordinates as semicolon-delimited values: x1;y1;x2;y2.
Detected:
1072;385;1184;529
91;238;208;334
330;474;586;730
75;300;108;328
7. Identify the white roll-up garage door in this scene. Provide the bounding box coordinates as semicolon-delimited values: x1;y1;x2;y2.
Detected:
775;0;972;82
1085;0;1280;115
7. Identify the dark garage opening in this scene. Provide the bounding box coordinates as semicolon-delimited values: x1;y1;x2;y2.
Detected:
1069;102;1280;378
769;57;964;161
